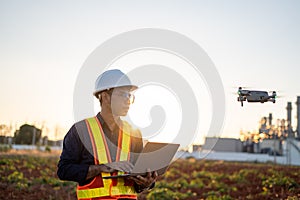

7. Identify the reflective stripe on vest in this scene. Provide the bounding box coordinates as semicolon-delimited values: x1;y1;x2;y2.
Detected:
77;117;137;199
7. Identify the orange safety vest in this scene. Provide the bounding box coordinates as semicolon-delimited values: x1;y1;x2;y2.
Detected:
76;117;137;200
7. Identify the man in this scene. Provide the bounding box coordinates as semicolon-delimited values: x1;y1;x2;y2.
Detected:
57;69;157;200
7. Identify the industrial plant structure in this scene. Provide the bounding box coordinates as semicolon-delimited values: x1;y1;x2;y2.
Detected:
202;96;300;165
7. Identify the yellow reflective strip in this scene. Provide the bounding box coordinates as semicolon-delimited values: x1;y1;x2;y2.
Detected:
77;186;110;199
102;172;112;194
114;122;136;196
86;118;113;197
111;185;137;196
119;122;131;161
78;184;136;199
86;117;108;163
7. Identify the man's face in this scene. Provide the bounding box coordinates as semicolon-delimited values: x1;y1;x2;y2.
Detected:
110;86;135;116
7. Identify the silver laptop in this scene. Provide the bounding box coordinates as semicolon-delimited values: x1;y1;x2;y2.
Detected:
103;142;180;179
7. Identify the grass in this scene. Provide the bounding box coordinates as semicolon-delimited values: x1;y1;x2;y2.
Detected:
0;152;299;199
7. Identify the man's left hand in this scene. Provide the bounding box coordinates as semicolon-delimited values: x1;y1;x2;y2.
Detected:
129;169;158;189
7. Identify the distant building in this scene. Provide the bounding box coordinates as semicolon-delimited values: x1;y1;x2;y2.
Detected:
202;137;243;152
258;139;283;155
192;144;202;152
0;136;13;145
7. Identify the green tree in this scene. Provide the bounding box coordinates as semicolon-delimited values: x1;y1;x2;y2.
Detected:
14;124;41;145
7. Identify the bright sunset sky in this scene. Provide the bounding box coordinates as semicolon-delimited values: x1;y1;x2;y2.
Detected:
1;0;300;144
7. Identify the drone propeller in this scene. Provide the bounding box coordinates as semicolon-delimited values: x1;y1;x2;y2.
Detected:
274;95;284;98
268;90;285;95
268;90;285;99
268;89;284;93
231;86;253;89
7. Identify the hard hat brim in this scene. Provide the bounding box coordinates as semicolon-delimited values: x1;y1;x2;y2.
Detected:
93;85;138;97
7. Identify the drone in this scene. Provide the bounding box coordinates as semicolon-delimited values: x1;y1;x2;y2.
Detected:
237;87;277;107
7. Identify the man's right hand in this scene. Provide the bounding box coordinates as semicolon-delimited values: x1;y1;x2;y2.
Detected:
86;161;134;180
102;161;134;173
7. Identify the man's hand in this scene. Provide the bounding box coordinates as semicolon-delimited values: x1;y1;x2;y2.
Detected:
129;168;158;189
103;161;134;173
86;161;134;180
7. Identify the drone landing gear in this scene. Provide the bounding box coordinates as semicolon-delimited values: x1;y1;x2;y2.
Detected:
238;96;244;107
260;96;265;103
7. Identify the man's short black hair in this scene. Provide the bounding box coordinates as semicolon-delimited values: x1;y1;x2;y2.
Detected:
98;89;114;105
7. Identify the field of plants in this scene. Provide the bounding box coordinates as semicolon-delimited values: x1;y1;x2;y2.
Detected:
0;151;299;200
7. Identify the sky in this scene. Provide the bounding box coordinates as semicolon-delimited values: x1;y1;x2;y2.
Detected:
1;0;300;144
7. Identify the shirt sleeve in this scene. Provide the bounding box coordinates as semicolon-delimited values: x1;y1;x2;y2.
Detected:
57;125;90;185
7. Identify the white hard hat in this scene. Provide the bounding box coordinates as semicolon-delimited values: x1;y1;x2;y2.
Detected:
93;69;138;97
